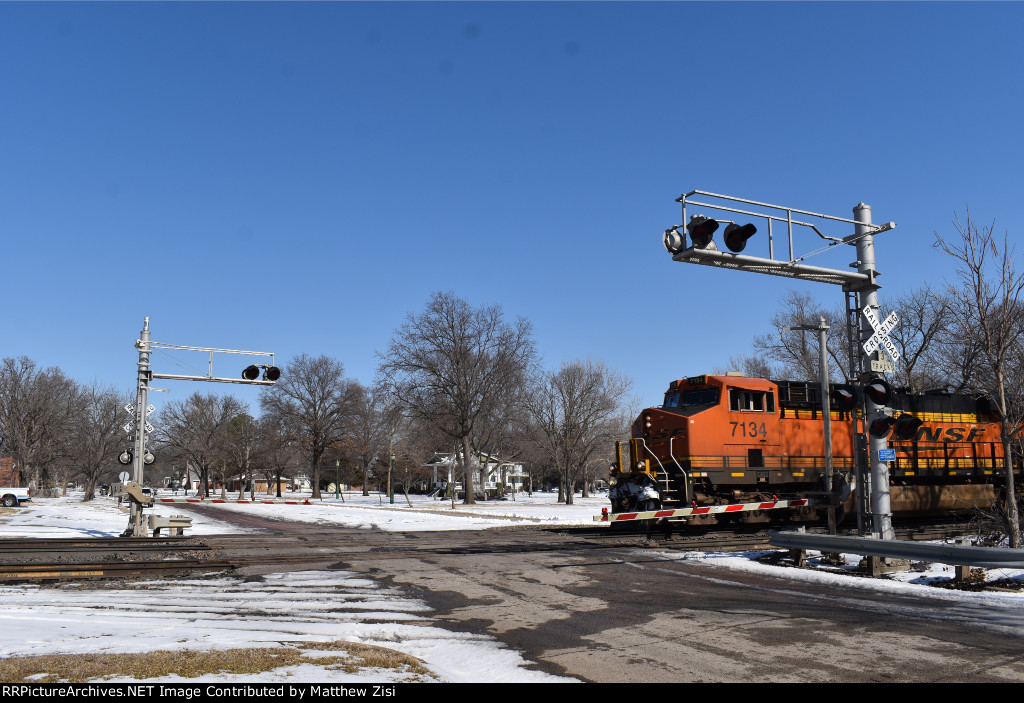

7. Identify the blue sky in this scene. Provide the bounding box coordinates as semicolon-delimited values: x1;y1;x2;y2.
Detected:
2;1;1022;415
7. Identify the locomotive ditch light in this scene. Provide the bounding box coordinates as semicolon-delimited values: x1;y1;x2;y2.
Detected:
723;223;758;252
864;377;892;407
242;365;261;381
263;365;281;382
868;415;895;438
892;413;924;441
685;215;719;249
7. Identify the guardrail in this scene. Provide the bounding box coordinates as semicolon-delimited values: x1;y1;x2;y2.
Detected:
769;531;1024;569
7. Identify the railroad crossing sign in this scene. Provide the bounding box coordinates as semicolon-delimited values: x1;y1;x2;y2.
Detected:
123;404;155;434
862;305;900;363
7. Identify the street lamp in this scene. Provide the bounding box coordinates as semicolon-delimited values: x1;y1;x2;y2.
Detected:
389;453;395;505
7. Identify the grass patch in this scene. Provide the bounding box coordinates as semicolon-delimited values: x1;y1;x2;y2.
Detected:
0;642;436;683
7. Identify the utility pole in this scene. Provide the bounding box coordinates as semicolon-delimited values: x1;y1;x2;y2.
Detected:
785;316;837;536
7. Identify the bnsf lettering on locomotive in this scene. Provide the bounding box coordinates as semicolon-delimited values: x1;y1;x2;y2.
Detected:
912;426;985;442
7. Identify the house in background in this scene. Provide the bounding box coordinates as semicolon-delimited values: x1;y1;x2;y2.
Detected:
423;451;527;495
0;457;20;486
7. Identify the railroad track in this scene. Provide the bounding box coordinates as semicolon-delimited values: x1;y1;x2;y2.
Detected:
0;519;976;584
0;536;208;554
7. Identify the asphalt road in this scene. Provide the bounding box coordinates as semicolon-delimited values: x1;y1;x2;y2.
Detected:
184;504;1024;683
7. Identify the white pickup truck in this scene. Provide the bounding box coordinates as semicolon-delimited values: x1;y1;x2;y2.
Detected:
1;487;31;507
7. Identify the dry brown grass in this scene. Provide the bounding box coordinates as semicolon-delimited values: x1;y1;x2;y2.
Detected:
0;641;435;683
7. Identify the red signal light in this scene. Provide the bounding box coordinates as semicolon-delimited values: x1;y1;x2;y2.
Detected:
242;365;260;381
892;413;923;440
832;384;857;411
723;223;757;252
864;378;892;406
263;366;281;382
686;216;719;249
868;416;895;438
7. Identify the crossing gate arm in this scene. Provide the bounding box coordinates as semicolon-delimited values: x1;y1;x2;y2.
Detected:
157;497;313;505
595;498;818;523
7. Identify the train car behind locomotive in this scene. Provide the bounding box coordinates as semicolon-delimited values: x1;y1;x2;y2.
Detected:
609;373;1008;524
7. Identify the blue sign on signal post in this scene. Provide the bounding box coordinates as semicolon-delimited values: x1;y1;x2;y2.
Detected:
878;448;896;462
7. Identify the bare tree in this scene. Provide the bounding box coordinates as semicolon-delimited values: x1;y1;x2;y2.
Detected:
882;285;958;392
345;382;394;497
528;359;633;505
259;354;357;499
258;413;301;497
750;290;848;381
741;287;954;389
0;357;79;492
718;354;774;379
224;413;261;499
159;392;246;498
377;292;536;504
935;210;1024;547
73;382;130;501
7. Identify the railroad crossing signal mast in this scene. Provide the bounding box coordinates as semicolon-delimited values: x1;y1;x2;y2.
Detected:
122;317;280;538
664;191;898;539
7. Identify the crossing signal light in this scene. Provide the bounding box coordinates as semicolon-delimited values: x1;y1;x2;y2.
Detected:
723;223;757;252
263;366;281;382
242;365;261;381
663;227;685;255
686;215;719;249
868;415;895;438
118;449;133;465
832;384;857;411
864;377;892;406
893;413;923;441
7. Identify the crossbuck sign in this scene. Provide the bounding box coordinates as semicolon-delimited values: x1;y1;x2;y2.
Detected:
862;306;900;362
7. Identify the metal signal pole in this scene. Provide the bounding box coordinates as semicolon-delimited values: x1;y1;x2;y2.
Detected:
854;203;894;540
666;191;898;540
128;318;152;538
122;317;280;537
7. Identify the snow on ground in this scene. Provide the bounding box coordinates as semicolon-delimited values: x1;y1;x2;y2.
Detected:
2;491;1023;682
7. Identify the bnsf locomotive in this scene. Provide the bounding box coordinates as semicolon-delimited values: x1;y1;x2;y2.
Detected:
609;373;1012;524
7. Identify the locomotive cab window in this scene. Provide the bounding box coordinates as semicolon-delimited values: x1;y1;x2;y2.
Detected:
664;388;719;409
729;389;775;413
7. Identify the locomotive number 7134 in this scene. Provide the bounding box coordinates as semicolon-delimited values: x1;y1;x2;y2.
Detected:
730;421;766;438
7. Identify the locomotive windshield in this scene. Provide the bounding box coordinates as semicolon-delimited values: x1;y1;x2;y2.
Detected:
664;388;719;409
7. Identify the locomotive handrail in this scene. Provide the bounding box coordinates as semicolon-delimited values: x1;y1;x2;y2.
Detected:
636;437;667;475
668;436;692;504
